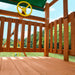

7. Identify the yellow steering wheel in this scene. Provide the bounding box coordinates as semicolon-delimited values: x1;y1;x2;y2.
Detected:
17;1;32;17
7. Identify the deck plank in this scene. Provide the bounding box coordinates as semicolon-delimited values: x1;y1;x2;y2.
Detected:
0;58;2;73
18;57;47;75
0;57;20;75
9;57;40;75
0;57;75;75
29;57;75;75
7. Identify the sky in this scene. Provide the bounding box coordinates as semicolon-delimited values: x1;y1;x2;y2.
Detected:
0;0;75;39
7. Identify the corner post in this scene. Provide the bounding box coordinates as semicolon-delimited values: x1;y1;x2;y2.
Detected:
71;12;75;56
44;3;49;56
63;0;69;61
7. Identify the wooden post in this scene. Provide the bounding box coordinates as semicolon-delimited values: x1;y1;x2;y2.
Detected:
0;17;4;52
63;0;69;61
71;13;75;55
44;3;49;56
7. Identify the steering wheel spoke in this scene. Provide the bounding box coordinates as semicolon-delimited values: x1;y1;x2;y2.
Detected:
22;8;27;15
18;6;22;9
26;4;30;9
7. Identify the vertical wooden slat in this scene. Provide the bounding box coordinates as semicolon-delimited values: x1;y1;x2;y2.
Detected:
50;22;53;52
0;17;5;52
21;21;25;49
27;22;31;51
44;3;49;56
33;24;37;52
39;24;42;52
0;17;1;51
59;18;63;54
71;13;75;56
63;0;69;61
6;18;12;51
14;19;19;49
54;20;57;53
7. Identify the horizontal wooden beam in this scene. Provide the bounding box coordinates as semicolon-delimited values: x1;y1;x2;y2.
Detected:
49;0;58;7
0;9;45;22
2;48;44;52
0;16;45;27
1;48;75;56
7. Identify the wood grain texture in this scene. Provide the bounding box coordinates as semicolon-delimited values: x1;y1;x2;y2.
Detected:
49;0;58;7
6;18;12;51
0;17;5;52
0;10;45;22
14;20;19;49
59;18;63;54
0;57;20;75
54;20;57;53
39;24;42;52
21;21;25;49
71;13;75;56
27;22;31;51
0;16;45;27
50;22;53;52
0;57;75;75
63;0;69;61
44;3;49;56
33;24;37;52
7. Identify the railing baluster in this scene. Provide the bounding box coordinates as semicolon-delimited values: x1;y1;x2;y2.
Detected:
54;20;57;53
27;22;31;51
21;21;25;49
14;19;19;49
71;13;75;56
0;17;5;52
50;22;53;52
33;23;37;52
6;18;12;51
59;18;63;54
39;24;42;52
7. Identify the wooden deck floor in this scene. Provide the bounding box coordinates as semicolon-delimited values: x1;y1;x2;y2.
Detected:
0;57;75;75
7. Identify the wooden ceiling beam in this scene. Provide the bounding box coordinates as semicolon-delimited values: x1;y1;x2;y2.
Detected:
49;0;58;7
44;0;58;11
0;9;45;22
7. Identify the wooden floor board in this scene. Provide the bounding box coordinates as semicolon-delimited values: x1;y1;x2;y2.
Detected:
19;57;47;75
0;57;20;75
0;57;75;75
30;57;75;75
0;58;2;73
9;57;40;75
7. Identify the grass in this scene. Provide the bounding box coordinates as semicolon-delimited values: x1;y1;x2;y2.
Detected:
0;52;75;62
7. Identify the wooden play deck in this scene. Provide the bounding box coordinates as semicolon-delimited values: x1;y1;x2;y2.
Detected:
0;57;75;75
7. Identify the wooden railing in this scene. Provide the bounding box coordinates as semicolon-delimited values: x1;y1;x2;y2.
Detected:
0;16;45;52
0;11;75;56
49;12;75;56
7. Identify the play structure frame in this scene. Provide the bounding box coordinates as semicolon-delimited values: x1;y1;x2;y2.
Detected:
0;0;75;61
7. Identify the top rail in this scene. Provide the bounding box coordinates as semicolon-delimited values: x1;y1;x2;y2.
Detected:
0;16;45;27
49;12;75;25
0;9;45;22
